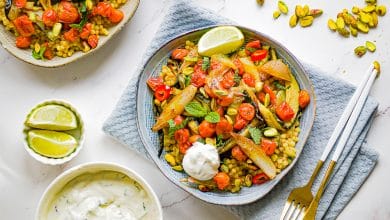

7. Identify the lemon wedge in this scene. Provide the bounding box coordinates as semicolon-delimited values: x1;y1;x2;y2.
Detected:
26;104;77;131
27;130;77;158
198;26;244;57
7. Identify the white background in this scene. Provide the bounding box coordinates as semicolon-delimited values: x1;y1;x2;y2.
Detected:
1;0;389;219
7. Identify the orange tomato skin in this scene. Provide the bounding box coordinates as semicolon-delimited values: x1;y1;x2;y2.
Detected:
179;142;191;154
58;1;79;24
216;119;233;139
233;114;248;131
15;36;31;48
63;28;79;42
299;90;310;109
171;48;189;60
42;9;58;27
174;128;190;144
233;58;244;75
238;103;255;121
276;101;295;122
93;2;112;17
109;8;124;23
231;146;247;162
15;0;26;8
261;138;277;156
221;70;235;89
217;95;234;107
13;15;35;37
80;23;92;40
199;121;216;138
242;73;255;87
189;135;202;143
87;35;99;49
213;172;230;190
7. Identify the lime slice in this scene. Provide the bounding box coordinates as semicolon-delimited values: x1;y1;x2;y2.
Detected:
26;104;78;131
198;26;245;57
27;130;77;158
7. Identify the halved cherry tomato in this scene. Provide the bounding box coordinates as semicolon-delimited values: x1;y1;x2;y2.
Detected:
210;59;222;70
221;70;235;89
245;40;261;55
257;92;266;103
171;48;189;60
179;142;191;154
242;73;255;87
42;43;54;60
42;9;58;27
252;173;269;185
238;103;255;121
276;101;295;122
189;135;202;143
13;15;35;37
58;1;79;24
15;0;26;8
233;114;248;131
93;2;112;17
63;28;79;42
191;72;206;87
213;172;230;190
261;138;277;155
80;23;92;40
173;115;184;125
108;8;124;23
147;76;164;91
154;85;171;102
216;107;224;117
88;34;99;49
15;36;31;48
231;145;247;162
263;84;277;105
299;90;310;109
217;95;234;107
233;58;244;75
251;49;268;62
216;118;233;139
174;128;190;144
199;121;216;138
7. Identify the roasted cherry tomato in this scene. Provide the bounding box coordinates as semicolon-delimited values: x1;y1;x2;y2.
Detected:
191;72;206;87
299;90;310;109
42;9;58;27
58;1;79;24
242;73;255;87
217;95;234;107
216;107;225;117
147;76;164;91
87;34;99;49
216;118;233;139
109;8;124;23
233;58;244;75
42;43;54;60
154;85;171;102
93;2;112;17
174;128;190;144
221;70;235;89
15;36;31;48
199;120;216;138
276;101;295;122
251;49;268;62
210;59;222;70
213;172;230;190
171;48;189;60
173;115;184;126
15;0;26;8
63;28;79;42
263;84;277;105
252;173;269;185
245;40;261;55
231;145;247;162
13;15;35;37
179;142;191;154
80;23;92;40
261;138;277;155
257;92;266;103
233;114;248;131
238;103;255;121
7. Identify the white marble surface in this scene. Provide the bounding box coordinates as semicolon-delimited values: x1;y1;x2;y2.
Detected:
0;0;389;219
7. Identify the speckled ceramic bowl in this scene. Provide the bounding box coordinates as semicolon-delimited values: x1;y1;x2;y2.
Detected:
0;0;139;68
23;99;85;165
136;25;316;205
35;162;163;220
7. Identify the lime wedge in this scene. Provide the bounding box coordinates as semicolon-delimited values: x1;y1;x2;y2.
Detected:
27;130;77;158
198;26;245;56
26;104;77;131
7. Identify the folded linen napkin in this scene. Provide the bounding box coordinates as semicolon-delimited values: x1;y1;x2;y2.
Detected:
103;0;379;219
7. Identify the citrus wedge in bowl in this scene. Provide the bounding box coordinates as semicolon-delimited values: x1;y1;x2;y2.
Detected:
198;26;244;56
26;104;78;131
27;130;78;158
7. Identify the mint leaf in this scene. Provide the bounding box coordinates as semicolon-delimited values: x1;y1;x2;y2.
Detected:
184;102;207;117
202;57;210;71
167;118;192;136
184;75;191;86
205;112;220;123
249;127;262;144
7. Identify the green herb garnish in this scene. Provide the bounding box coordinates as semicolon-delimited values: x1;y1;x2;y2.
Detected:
184;102;207;117
205;111;220;123
70;1;88;29
202;57;210;71
273;81;286;90
167;117;191;136
249;127;262;144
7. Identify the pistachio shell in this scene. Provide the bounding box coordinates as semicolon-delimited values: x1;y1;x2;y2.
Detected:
273;10;281;19
300;16;314;27
357;21;369;33
376;5;387;16
365;41;376;52
363;5;376;13
328;19;337;31
336;17;345;29
289;14;298;27
278;1;289;14
354;46;367;57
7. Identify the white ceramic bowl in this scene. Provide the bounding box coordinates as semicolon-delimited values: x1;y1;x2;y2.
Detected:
23;99;85;165
35;162;163;220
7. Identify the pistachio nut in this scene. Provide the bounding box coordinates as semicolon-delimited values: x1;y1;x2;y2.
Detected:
365;0;377;4
376;5;387;16
373;61;381;76
273;10;281;19
359;12;371;24
354;46;367;57
352;6;360;14
363;5;376;13
295;5;305;18
309;9;323;17
338;27;350;37
278;1;289;14
256;0;264;6
303;5;309;16
327;19;337;31
365;41;376;52
270;49;277;60
346;13;357;27
357;21;369;33
300;15;314;27
289;14;298;27
371;12;378;27
336;17;345;29
350;25;358;37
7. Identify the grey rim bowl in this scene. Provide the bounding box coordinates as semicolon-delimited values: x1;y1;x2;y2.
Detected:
136;25;316;205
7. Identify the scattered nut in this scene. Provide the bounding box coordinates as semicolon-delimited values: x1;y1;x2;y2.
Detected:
354;46;367;57
273;10;281;19
336;17;346;29
373;61;380;75
328;19;337;31
357;21;369;33
295;5;305;18
300;16;314;27
289;14;298;27
256;0;265;6
278;1;289;14
365;41;376;52
376;5;386;16
309;9;323;17
350;25;358;36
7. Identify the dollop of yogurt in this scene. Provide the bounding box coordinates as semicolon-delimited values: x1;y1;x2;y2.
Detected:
182;142;220;181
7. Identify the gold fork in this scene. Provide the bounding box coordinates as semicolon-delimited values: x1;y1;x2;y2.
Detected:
280;64;377;220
